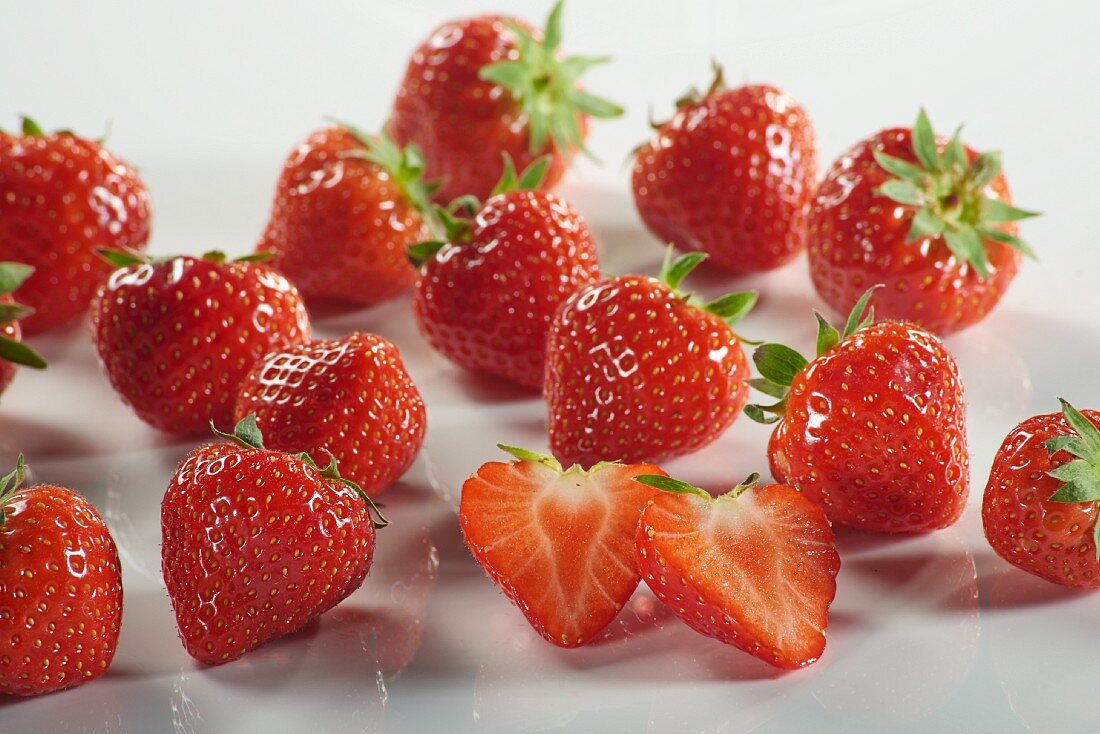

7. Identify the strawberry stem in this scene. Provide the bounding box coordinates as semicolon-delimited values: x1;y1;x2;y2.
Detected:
1045;398;1100;559
498;444;564;472
211;414;266;450
0;454;27;529
0;263;46;369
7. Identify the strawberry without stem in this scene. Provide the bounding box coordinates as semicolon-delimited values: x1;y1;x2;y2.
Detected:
0;262;47;397
983;400;1100;588
0;117;151;334
161;417;386;664
0;456;123;695
747;288;968;533
546;250;756;467
634;473;839;669
808;109;1038;334
389;1;622;203
460;445;664;647
633;65;817;274
257;126;431;308
235;332;426;497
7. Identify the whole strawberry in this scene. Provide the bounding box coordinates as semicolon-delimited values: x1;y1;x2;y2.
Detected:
91;250;310;436
983;399;1100;588
235;333;426;497
632;65;817;274
388;1;622;204
257;126;431;307
546;250;756;467
161;417;386;664
0;455;123;695
412;157;599;389
747;288;968;533
0;262;47;396
808;109;1038;334
0;117;151;334
460;445;664;647
634;473;839;669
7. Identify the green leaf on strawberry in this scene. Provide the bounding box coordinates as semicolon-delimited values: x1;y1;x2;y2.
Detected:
0;262;46;370
657;248;757;326
1047;399;1100;556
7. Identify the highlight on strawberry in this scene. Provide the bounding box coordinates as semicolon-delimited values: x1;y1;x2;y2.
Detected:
746;286;969;533
0;262;47;398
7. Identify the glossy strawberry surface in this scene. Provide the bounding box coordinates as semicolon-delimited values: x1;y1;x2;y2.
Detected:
413;190;599;389
257;127;423;307
633;84;817;273
0;483;123;695
0;127;151;334
91;255;310;436
236;333;426;496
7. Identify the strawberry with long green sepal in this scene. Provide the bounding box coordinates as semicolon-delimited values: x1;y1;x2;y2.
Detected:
0;262;46;396
0;116;151;334
0;455;123;695
983;399;1100;588
161;416;387;664
411;155;598;389
633;472;839;669
91;249;310;436
747;286;969;533
546;249;757;467
807;109;1038;334
257;125;434;307
388;1;622;204
459;444;664;647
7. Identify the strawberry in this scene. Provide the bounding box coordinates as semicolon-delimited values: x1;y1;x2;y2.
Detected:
632;65;817;274
388;1;622;204
0;117;151;334
746;287;969;533
91;250;310;436
545;250;756;467
161;416;386;664
256;126;432;308
634;472;839;669
807;109;1038;334
0;455;123;695
459;445;664;647
983;399;1100;588
411;157;599;389
235;332;426;497
0;262;47;397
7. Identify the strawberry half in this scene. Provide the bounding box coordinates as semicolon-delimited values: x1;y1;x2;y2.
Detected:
0;262;47;397
746;287;969;533
983;399;1100;588
459;445;665;647
634;473;839;669
546;249;756;467
0;455;123;695
161;416;386;664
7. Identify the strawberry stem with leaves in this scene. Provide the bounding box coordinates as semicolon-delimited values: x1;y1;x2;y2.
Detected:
1046;399;1100;559
0;262;46;370
0;453;27;528
633;472;761;501
657;248;758;327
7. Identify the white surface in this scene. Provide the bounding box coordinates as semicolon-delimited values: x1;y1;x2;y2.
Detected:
3;1;1100;732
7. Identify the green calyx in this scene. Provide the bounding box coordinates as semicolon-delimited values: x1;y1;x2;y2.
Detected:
673;59;727;112
478;0;623;157
406;154;550;268
212;415;389;530
0;454;28;528
1046;398;1100;559
498;443;564;472
873;109;1039;280
0;262;46;370
745;285;881;425
96;248;269;269
657;247;758;327
633;472;760;502
340;122;439;226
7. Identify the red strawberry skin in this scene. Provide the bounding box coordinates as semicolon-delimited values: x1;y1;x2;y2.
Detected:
769;321;968;533
91;256;310;436
636;483;839;669
388;16;572;204
633;84;817;274
257;127;422;307
413;190;599;389
0;130;151;334
161;442;376;664
235;333;426;497
983;410;1100;588
460;458;664;647
546;276;749;467
0;484;123;695
808;128;1020;334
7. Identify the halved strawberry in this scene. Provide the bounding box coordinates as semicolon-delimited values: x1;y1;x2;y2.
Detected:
634;473;840;669
459;445;665;647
